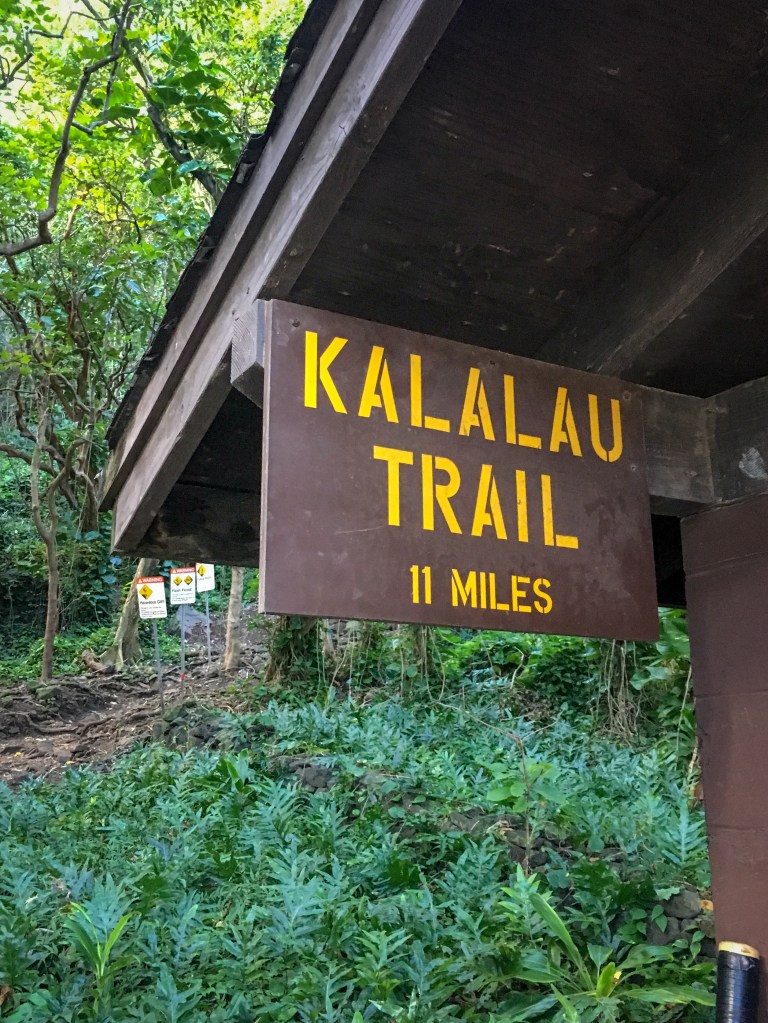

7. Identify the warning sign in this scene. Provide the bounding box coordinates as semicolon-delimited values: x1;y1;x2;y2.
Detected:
196;563;215;593
170;567;196;605
136;576;167;620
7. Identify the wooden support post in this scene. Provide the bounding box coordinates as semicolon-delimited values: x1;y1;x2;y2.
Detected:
683;493;768;1016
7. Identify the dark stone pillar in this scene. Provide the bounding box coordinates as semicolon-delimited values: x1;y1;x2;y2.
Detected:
683;493;768;1015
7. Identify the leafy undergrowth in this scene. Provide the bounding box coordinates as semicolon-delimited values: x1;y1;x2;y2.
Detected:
0;685;713;1023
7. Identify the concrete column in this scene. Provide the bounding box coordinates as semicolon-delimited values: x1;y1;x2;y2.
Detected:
683;493;768;1014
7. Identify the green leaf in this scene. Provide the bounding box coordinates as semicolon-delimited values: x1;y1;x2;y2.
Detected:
488;780;525;802
620;944;674;971
594;962;618;997
621;985;715;1006
587;944;611;971
529;893;589;982
177;159;209;174
494;993;559;1021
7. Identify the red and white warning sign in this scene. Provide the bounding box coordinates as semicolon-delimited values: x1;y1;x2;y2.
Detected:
169;567;196;605
136;577;168;620
195;563;215;593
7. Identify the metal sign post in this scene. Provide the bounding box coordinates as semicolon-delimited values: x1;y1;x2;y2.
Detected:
136;576;168;713
152;621;163;713
196;563;216;668
169;568;196;696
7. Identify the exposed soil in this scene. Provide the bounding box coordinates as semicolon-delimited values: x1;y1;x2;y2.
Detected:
0;610;269;785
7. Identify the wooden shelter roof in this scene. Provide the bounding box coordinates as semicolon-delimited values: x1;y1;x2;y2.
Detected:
103;0;768;606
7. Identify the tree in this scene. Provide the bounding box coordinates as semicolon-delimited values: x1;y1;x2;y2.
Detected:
0;0;307;679
224;567;244;673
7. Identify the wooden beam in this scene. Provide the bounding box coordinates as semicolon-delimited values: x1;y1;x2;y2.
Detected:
638;385;715;512
231;301;268;407
137;483;260;565
107;0;464;551
537;103;768;375
709;375;768;504
102;0;382;510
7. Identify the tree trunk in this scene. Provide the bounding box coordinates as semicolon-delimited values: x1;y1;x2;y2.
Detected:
101;557;157;669
29;412;62;685
40;531;60;684
224;566;244;673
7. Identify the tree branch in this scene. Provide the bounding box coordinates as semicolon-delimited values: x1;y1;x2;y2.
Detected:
0;442;56;477
0;50;33;90
0;1;133;258
124;43;223;202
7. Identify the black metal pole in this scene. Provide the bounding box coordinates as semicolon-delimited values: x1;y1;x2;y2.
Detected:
716;942;760;1023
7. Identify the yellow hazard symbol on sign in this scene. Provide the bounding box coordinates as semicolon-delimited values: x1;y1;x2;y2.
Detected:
173;576;182;586
139;584;153;600
198;565;206;576
184;575;193;585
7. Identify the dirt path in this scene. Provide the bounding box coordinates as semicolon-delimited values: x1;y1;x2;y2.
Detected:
0;619;270;784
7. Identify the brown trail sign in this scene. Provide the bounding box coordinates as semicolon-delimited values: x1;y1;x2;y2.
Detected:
259;302;657;641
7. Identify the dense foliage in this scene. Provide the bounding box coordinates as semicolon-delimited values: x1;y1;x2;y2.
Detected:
0;623;712;1022
0;0;306;678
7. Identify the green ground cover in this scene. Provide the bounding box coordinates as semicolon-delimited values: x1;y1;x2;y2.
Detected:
0;626;713;1023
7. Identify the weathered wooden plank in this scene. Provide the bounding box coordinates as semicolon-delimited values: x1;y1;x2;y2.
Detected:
102;0;382;509
137;483;260;566
108;0;464;551
231;301;268;407
537;103;768;376
638;385;714;511
710;375;768;504
110;357;233;551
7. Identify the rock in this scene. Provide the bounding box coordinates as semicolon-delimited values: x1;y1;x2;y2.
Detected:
541;823;567;843
647;916;680;946
700;937;717;960
699;911;716;939
508;844;527;865
529;849;548;868
277;758;335;791
440;811;500;834
662;889;702;920
503;827;530;848
358;769;403;791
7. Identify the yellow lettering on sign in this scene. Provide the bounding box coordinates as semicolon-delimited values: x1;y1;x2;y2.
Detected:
489;573;509;610
588;394;623;462
503;374;542;448
533;578;553;613
515;469;529;543
422;454;462;533
410;354;450;432
471;464;507;539
358;345;399;422
451;569;477;607
373;446;414;526
511;575;532;613
304;331;347;413
459;368;495;440
541;474;579;549
549;386;582;456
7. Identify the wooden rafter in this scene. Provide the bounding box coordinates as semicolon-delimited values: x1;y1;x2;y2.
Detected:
107;0;465;552
537;104;768;376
